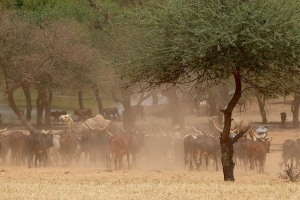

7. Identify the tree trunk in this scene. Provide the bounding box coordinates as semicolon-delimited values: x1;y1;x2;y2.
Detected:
207;90;218;116
152;92;158;105
78;91;84;109
220;71;242;181
163;88;185;130
36;89;47;127
291;94;300;128
256;93;268;124
7;91;37;133
94;89;104;115
22;85;32;120
36;93;43;127
122;92;135;132
44;91;53;128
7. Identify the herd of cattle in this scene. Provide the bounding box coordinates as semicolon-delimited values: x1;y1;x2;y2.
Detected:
0;114;299;173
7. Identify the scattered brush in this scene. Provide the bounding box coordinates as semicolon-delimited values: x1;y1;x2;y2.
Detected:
279;161;300;182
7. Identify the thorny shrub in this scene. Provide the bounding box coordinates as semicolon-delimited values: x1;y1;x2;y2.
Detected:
279;161;300;182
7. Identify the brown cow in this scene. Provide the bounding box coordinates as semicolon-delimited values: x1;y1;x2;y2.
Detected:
130;131;145;168
0;134;10;164
106;132;132;170
183;135;198;170
74;108;92;121
9;131;26;165
244;139;271;173
59;133;81;165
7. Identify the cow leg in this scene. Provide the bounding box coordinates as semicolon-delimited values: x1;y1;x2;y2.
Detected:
34;154;38;167
118;155;123;170
184;153;188;170
189;155;194;171
28;152;33;168
214;154;219;171
193;153;198;170
205;155;208;170
197;153;203;171
249;158;254;171
114;153;118;170
127;153;131;170
296;158;300;169
132;154;137;169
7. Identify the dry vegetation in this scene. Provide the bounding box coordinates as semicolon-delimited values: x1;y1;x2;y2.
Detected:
1;97;300;199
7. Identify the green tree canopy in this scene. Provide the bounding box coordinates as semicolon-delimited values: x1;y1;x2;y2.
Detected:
125;0;300;181
127;0;300;95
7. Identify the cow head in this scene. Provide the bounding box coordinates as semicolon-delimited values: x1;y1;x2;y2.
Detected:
263;139;271;153
59;114;72;122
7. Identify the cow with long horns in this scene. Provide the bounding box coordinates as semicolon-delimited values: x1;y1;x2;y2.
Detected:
244;126;272;173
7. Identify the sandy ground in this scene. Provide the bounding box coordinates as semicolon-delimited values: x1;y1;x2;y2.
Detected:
1;97;300;199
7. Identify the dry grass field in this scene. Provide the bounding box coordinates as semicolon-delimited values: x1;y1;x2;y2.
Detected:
1;97;300;200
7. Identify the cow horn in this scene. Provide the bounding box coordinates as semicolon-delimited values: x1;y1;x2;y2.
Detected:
264;130;268;139
248;129;255;140
211;118;223;132
252;130;267;140
105;129;113;137
0;128;8;133
191;125;203;135
75;134;81;140
159;127;167;137
231;120;244;134
42;129;47;134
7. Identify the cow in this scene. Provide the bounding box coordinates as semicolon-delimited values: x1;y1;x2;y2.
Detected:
9;131;26;165
74;108;92;121
42;129;66;165
282;139;300;168
0;133;10;164
244;138;271;173
183;135;197;170
50;111;67;123
129;131;145;168
26;132;54;168
195;134;220;171
233;138;248;167
106;132;132;170
59;132;81;165
102;107;120;120
79;131;109;164
132;105;145;121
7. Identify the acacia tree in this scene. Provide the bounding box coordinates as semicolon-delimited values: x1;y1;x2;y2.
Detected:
125;0;300;181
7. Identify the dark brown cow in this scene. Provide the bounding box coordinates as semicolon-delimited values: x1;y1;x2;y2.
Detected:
59;133;80;165
244;139;271;173
50;111;67;123
9;131;26;165
130;131;145;168
195;134;220;171
183;135;197;170
102;107;120;120
74;108;92;120
233;138;248;167
80;131;109;164
0;134;10;164
282;139;300;168
26;133;54;168
132;105;145;121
